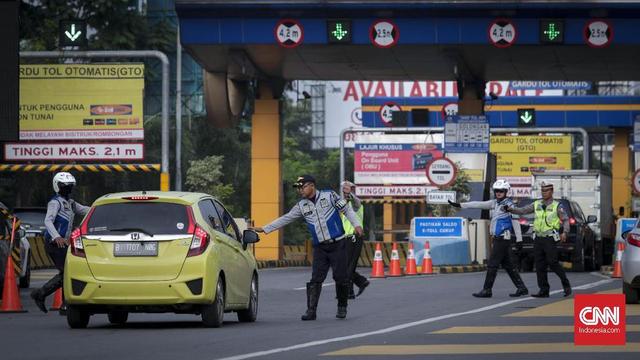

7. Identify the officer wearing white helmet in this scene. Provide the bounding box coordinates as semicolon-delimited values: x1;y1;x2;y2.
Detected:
449;179;528;298
504;180;572;298
31;172;90;313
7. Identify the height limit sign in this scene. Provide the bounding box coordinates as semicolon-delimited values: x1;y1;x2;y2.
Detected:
426;157;457;188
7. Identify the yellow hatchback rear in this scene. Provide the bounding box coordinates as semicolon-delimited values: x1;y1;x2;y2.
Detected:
64;191;260;328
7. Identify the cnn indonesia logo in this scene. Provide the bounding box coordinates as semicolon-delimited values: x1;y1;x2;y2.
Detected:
574;294;626;346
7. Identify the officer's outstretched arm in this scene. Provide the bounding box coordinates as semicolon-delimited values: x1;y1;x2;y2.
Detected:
262;204;302;234
460;200;494;210
506;203;535;215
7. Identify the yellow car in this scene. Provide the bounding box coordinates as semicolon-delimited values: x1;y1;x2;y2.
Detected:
64;191;260;328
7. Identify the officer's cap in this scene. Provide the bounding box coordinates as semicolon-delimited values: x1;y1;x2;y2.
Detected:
293;174;316;188
540;180;554;189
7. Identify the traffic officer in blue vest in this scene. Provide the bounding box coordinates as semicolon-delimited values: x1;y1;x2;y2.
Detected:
505;181;572;297
253;175;363;320
449;179;528;298
340;180;369;299
31;172;90;313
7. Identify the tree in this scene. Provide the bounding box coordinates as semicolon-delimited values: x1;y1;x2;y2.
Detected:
431;163;472;217
19;1;174;52
184;155;236;214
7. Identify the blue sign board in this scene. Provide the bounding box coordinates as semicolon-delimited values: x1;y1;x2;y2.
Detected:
414;217;463;238
620;218;637;234
444;115;489;153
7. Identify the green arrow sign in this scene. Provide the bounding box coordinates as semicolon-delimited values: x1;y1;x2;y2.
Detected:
59;20;87;47
517;108;536;127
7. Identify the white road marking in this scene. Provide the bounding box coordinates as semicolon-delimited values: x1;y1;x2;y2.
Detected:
293;282;335;290
216;278;614;360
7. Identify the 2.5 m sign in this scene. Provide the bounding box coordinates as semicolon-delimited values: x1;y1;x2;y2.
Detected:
4;143;143;161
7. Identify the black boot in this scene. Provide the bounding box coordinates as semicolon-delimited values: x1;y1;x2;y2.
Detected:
348;283;356;300
30;274;62;314
506;268;529;297
301;282;321;321
472;289;492;298
355;279;370;297
473;268;497;298
336;282;349;319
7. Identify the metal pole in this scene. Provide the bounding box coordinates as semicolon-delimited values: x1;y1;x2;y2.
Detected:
176;25;183;191
339;126;590;184
20;50;171;190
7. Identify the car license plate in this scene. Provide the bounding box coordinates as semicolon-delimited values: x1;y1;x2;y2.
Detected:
113;242;158;257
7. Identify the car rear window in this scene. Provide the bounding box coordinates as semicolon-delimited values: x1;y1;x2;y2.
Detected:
86;202;191;235
13;211;46;226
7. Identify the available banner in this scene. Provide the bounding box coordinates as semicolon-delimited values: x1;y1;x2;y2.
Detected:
354;143;443;184
19;64;144;140
4;143;144;161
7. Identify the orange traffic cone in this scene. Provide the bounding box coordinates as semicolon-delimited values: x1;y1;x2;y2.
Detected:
421;241;434;275
49;288;63;311
1;217;26;313
370;242;385;278
388;242;403;277
612;241;625;278
405;242;418;276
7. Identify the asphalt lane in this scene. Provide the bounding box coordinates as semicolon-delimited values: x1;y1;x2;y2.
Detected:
0;268;636;360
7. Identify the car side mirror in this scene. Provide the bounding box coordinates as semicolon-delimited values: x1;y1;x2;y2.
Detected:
242;230;260;250
18;227;26;238
586;215;597;224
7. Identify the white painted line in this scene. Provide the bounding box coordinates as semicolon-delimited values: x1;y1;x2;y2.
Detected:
216;278;613;360
293;282;335;291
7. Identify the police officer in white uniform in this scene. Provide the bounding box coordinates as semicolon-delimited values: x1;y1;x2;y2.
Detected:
31;172;90;313
449;179;528;298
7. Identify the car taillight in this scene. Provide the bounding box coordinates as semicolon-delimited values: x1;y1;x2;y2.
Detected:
628;233;640;248
188;226;210;257
71;207;94;258
122;196;159;201
519;218;528;225
569;217;577;225
70;228;85;257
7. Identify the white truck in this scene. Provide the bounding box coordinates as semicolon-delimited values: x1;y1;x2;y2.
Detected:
530;170;613;269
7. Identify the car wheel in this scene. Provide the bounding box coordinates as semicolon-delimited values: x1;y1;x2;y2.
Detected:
623;282;640;304
237;275;258;323
202;277;224;328
108;311;128;325
19;256;30;289
572;246;585;272
67;306;90;329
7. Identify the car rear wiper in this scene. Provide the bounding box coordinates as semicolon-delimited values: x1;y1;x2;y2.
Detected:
109;227;154;237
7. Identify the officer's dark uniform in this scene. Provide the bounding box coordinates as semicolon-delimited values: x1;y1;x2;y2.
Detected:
450;195;528;298
508;187;572;297
340;186;369;299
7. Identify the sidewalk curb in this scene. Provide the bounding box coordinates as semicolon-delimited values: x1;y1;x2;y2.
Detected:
435;264;487;274
257;259;310;269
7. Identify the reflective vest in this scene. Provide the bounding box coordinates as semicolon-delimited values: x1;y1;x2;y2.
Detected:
341;203;363;236
533;200;561;236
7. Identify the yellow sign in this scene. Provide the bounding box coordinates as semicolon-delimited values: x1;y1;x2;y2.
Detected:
497;153;572;177
490;135;572;153
19;64;144;140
